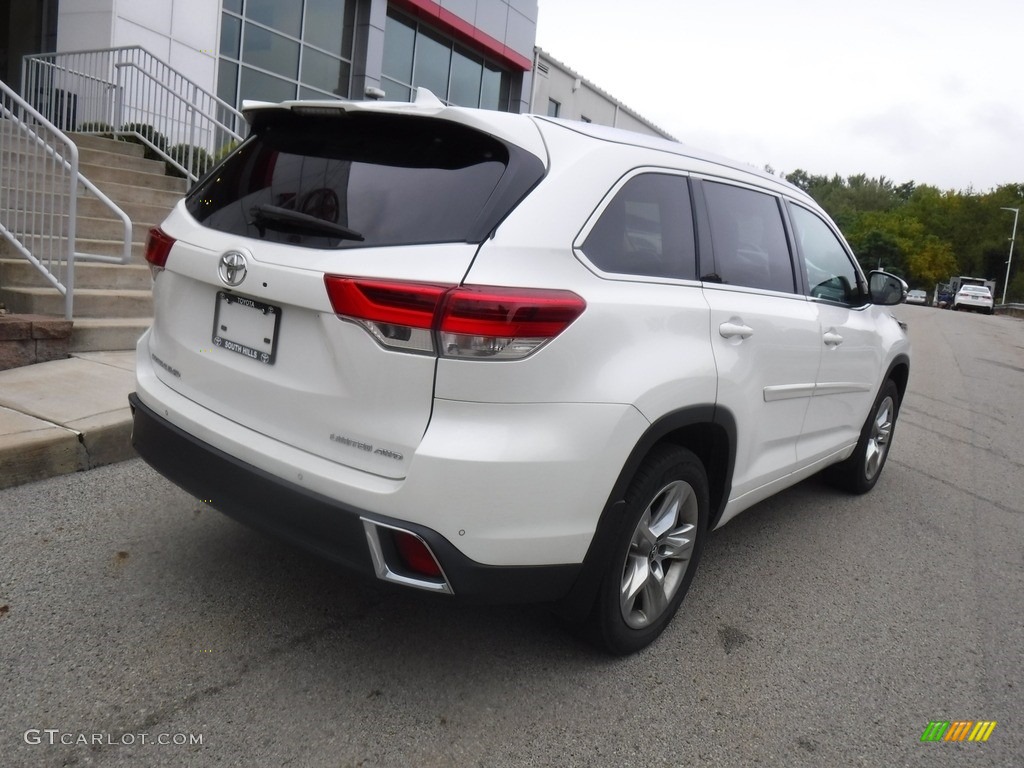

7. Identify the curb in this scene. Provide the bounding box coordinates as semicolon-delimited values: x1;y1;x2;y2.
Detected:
0;352;136;490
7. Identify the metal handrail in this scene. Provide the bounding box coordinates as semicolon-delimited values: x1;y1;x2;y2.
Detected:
1;79;132;319
23;46;245;183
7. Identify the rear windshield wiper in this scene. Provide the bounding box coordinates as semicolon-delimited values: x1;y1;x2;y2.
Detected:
249;204;365;242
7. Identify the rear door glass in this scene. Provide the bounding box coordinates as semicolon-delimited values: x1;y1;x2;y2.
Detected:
702;181;796;293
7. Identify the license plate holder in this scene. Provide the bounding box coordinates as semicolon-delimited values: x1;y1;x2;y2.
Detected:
212;292;281;365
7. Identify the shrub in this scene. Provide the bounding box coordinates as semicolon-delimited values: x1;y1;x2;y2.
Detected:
167;143;214;180
118;123;169;158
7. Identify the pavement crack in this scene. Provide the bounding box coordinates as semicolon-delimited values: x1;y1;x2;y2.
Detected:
890;459;1023;516
83;619;347;759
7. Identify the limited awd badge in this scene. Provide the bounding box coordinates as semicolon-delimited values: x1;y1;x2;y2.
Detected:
218;251;247;286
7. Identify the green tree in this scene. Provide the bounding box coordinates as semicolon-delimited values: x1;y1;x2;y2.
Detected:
905;235;958;288
1006;270;1024;303
785;168;1024;293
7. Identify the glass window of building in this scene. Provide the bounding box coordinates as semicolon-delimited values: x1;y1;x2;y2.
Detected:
381;10;512;111
219;0;355;108
480;62;510;111
547;99;560;117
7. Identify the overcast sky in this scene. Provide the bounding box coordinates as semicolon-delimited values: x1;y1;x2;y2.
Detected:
534;0;1023;192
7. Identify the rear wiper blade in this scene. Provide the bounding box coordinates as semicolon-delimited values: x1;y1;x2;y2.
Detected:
249;204;365;242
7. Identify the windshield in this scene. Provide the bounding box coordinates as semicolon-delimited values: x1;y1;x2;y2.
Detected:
186;110;545;249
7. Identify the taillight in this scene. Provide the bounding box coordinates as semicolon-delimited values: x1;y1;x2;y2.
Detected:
324;276;585;359
324;277;447;353
438;286;586;359
145;227;175;276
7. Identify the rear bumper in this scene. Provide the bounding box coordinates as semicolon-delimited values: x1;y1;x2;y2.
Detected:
129;393;581;603
954;301;993;312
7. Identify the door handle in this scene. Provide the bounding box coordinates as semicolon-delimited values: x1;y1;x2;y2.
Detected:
824;331;844;347
719;322;754;340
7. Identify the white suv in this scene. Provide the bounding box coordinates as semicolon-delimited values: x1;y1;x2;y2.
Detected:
131;92;910;654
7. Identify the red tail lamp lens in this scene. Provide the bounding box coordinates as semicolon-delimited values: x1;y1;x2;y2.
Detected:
324;277;447;328
440;286;586;338
145;227;176;269
324;275;586;359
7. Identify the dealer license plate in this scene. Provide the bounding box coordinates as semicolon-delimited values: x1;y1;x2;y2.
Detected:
212;292;281;365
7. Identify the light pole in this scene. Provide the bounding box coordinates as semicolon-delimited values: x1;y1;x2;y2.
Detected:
1001;207;1019;305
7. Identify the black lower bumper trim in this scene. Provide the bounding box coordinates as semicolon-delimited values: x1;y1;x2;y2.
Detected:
129;393;581;604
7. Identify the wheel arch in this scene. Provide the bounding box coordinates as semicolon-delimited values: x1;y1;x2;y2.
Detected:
555;404;736;621
885;354;910;406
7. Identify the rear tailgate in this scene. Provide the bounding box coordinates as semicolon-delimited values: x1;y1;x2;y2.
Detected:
143;105;546;479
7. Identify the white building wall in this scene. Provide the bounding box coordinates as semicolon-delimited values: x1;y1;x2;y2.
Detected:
55;0;116;52
531;49;673;140
57;0;218;95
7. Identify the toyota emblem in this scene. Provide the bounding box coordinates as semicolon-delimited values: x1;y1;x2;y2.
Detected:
218;251;247;286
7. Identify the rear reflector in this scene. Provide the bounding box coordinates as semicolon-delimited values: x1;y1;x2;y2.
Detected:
145;227;176;274
324;276;585;359
393;530;444;579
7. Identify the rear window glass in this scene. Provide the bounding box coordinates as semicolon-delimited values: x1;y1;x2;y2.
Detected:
581;173;697;280
186;110;543;249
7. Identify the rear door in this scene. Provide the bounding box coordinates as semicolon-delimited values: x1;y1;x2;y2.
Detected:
696;179;821;502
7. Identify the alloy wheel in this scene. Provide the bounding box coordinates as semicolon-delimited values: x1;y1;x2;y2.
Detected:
619;480;699;629
864;395;895;481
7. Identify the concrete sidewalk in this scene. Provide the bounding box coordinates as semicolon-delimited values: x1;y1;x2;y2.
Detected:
0;352;136;490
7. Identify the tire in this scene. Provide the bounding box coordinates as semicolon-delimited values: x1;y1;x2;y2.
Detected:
592;445;709;655
826;379;900;494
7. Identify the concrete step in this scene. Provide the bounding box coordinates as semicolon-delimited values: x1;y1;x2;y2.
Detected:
69;133;146;158
1;286;153;318
70;317;151;352
0;214;133;241
77;146;169;176
78;240;148;262
11;234;146;262
0;171;81;197
0;259;152;290
79;178;185;210
0;168;185;201
78;161;189;193
0;193;171;233
0;139;163;178
76;196;175;226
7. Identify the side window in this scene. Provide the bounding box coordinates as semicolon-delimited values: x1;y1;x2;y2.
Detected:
703;181;795;293
788;203;862;305
580;174;697;280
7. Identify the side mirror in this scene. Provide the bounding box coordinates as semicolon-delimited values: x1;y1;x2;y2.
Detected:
868;270;907;306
